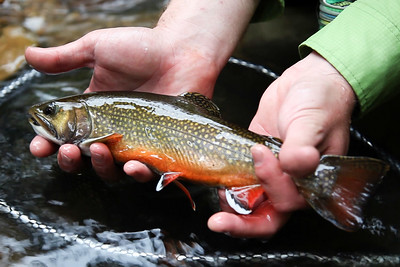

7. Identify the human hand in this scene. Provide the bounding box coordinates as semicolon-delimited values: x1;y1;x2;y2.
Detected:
208;51;356;237
27;0;258;181
27;26;220;181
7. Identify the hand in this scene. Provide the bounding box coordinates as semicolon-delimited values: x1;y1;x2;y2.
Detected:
27;26;219;181
27;0;258;181
208;51;357;237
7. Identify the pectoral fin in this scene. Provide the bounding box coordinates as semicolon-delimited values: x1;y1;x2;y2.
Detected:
225;185;265;214
79;133;123;156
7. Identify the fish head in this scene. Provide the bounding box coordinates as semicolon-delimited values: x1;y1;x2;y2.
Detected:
28;99;91;145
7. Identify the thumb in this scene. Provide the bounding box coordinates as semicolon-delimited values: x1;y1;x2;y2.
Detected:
279;118;322;178
251;144;307;212
25;35;95;73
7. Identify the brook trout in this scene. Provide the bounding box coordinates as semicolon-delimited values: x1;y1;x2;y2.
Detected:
28;91;389;231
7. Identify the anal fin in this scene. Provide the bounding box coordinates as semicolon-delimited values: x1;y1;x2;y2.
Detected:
225;185;265;215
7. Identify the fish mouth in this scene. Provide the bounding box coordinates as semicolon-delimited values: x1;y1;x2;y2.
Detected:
28;112;59;141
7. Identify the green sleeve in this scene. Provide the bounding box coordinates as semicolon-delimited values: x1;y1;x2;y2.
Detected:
252;0;285;22
299;0;400;115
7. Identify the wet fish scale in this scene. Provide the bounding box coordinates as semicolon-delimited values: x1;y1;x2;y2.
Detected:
28;91;389;231
86;100;259;186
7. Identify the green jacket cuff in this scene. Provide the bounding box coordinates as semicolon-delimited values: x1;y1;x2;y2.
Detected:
299;0;400;115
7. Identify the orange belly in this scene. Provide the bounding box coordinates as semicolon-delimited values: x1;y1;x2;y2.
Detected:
108;142;258;188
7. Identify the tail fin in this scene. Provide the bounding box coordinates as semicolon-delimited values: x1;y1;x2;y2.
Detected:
293;155;389;231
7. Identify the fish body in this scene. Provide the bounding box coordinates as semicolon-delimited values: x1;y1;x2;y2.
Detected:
28;91;389;231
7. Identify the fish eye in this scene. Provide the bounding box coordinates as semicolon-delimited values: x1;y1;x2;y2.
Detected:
43;104;58;116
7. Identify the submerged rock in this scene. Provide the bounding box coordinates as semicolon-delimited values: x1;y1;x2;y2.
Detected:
0;26;37;81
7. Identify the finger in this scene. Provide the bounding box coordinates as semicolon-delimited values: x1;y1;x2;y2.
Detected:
321;126;351;155
30;136;58;157
207;201;290;238
57;144;84;173
25;35;95;73
217;189;236;213
279;144;321;179
123;160;155;182
90;143;122;182
251;144;307;212
278;117;322;178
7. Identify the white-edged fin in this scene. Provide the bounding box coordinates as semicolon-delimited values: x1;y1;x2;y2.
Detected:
79;133;123;156
156;177;164;191
156;172;196;210
156;172;181;191
226;188;252;214
225;185;265;215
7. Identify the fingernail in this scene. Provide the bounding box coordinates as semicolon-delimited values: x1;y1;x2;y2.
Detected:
251;145;264;167
30;139;40;152
60;151;73;166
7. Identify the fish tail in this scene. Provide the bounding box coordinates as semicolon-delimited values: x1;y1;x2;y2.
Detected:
293;155;389;231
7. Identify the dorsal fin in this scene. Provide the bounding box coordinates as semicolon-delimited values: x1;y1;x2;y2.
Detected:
179;92;222;118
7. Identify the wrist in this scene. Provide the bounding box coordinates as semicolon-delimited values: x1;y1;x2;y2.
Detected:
156;0;259;71
304;51;356;115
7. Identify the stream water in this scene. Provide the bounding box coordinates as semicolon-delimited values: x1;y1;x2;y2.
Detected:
1;0;400;266
0;60;398;266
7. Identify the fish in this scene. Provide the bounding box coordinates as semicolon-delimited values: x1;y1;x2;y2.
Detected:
28;91;389;231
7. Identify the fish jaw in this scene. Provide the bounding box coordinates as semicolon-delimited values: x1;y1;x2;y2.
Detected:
28;99;93;147
29;112;64;146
